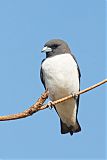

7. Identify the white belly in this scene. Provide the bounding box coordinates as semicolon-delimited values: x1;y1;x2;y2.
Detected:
42;53;79;100
42;53;80;126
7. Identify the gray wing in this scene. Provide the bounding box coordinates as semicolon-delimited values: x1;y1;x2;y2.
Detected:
40;59;46;89
71;53;81;116
71;53;81;79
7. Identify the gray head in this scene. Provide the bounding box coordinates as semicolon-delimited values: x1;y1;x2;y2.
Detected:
41;39;71;58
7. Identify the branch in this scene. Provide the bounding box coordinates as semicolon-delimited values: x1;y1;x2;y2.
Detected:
0;79;107;121
0;90;49;121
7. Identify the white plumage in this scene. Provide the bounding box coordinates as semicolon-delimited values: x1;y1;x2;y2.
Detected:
42;53;79;127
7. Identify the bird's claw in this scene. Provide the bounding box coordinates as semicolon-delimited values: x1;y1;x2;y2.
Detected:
47;101;54;110
71;93;78;99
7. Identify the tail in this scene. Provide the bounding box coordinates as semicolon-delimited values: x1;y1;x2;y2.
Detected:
60;119;81;136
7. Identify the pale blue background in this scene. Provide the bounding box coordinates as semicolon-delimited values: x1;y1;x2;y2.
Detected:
0;0;106;159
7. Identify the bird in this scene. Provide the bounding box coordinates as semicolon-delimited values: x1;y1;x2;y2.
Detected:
40;39;81;135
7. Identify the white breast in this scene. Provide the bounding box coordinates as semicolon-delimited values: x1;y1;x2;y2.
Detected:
42;53;79;100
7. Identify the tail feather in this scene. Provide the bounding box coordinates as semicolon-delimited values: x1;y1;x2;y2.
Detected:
60;119;81;136
73;119;81;133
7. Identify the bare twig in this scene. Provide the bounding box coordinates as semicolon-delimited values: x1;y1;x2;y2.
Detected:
0;90;49;121
40;79;107;110
0;79;107;121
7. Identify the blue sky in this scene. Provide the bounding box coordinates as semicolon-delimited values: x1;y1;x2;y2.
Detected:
0;0;106;159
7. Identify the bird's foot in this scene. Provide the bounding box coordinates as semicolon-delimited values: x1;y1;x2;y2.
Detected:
71;93;78;99
47;101;55;110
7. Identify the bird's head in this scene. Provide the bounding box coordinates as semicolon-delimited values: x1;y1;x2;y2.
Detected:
41;39;71;58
